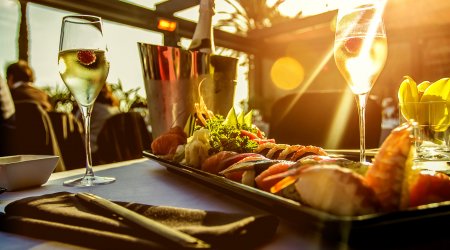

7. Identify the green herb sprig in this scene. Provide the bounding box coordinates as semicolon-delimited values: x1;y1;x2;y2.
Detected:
200;115;258;155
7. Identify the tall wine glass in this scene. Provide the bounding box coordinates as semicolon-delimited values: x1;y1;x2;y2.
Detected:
334;1;388;163
58;15;115;186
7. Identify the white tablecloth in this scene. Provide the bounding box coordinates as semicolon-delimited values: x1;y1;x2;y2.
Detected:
0;158;322;250
0;158;447;249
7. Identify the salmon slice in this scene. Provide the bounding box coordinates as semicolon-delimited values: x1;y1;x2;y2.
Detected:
255;162;295;192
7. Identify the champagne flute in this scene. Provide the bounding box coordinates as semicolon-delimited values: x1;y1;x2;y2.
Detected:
58;15;115;186
334;1;388;163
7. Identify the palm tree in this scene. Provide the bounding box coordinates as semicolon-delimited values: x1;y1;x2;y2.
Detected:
18;0;29;62
216;0;301;36
214;1;302;111
215;0;302;59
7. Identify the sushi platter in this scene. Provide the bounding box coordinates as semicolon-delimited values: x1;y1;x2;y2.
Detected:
143;150;450;244
145;105;450;245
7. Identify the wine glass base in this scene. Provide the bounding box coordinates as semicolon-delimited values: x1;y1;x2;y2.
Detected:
360;160;372;166
63;175;116;187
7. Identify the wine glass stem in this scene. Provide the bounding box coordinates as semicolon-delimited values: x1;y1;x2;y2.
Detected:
80;105;95;177
356;94;368;163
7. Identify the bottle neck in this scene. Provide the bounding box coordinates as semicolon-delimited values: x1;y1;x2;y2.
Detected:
189;0;215;54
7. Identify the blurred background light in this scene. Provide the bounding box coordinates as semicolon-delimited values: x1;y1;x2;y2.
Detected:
270;56;305;90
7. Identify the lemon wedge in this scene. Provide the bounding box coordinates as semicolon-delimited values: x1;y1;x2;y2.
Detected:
420;78;450;131
417;80;431;99
420;77;450;103
398;76;419;121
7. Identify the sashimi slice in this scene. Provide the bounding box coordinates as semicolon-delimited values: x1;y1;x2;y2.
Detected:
255;162;294;192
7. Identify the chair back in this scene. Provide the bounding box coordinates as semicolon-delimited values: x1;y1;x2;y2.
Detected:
95;112;151;164
48;111;85;170
269;90;382;149
0;123;15;156
12;101;66;171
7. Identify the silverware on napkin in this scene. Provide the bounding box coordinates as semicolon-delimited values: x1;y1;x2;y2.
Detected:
76;192;210;249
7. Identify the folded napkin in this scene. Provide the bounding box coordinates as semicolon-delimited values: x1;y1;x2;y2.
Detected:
0;192;278;249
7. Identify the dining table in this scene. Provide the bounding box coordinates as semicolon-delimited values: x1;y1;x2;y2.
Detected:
1;157;449;250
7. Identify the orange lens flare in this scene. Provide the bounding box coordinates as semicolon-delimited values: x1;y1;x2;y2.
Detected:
270;56;305;90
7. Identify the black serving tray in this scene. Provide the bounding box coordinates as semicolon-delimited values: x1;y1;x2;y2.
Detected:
143;151;450;245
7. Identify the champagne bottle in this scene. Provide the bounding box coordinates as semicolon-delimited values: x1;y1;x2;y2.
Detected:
189;0;215;54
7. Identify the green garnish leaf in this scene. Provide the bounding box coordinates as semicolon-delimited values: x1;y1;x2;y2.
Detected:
199;113;259;155
237;111;245;126
244;110;253;127
184;114;196;137
223;107;238;127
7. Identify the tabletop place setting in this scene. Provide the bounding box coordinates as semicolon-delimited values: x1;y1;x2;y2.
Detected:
1;0;450;249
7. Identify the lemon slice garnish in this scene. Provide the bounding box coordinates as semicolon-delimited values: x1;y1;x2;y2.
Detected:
398;76;419;121
420;78;450;131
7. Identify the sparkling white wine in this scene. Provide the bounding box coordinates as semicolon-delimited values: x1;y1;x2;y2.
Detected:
334;35;387;95
189;0;215;54
58;49;109;106
333;2;388;163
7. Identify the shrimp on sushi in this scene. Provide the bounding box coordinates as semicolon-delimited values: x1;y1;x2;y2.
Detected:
278;145;304;160
265;144;290;159
365;122;415;212
254;143;277;156
289;145;327;161
266;123;416;216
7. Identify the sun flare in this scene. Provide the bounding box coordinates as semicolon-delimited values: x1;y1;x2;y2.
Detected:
270;57;305;90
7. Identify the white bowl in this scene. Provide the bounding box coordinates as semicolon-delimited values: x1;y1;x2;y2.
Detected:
0;155;59;191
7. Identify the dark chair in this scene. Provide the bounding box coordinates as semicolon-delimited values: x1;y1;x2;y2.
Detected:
268;90;382;149
0;123;15;156
48;111;85;170
11;101;66;171
94;112;152;165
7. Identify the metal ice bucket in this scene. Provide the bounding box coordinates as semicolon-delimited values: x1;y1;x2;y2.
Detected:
138;43;238;139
